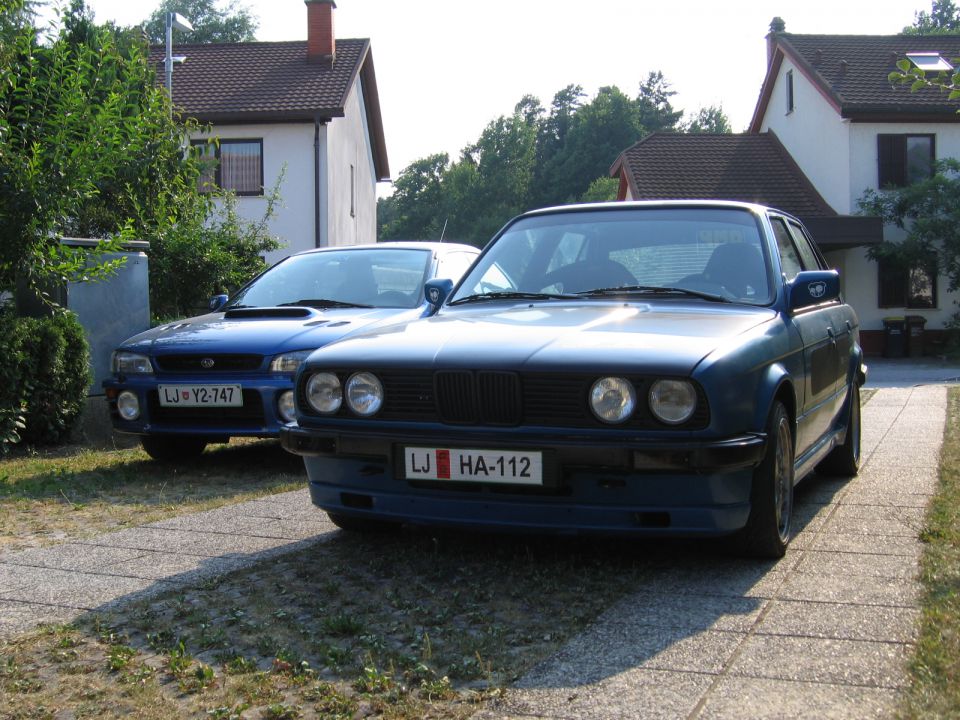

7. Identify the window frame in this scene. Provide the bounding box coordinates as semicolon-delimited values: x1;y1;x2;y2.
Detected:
877;257;937;309
877;133;935;188
785;70;794;114
191;138;265;197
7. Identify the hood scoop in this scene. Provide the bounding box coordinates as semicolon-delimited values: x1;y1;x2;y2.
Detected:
224;307;316;320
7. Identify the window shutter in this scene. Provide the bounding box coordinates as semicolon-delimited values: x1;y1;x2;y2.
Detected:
878;135;906;187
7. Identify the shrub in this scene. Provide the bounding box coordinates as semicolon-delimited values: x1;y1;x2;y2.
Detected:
0;309;91;452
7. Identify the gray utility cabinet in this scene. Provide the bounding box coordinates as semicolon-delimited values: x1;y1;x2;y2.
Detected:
18;238;151;396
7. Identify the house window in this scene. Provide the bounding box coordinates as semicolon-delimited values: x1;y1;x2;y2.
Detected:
350;164;356;218
877;134;935;188
785;70;794;113
878;257;937;308
191;139;264;196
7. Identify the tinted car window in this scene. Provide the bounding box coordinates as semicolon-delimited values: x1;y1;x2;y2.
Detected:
453;208;772;304
771;218;804;280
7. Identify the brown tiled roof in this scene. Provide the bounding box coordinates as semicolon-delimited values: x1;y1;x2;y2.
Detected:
148;38;389;179
610;132;836;217
150;39;367;120
753;33;960;126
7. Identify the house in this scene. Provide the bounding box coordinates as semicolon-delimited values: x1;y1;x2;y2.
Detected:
151;0;389;264
611;19;960;355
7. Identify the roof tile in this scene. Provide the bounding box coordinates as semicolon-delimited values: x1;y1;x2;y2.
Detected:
614;132;835;217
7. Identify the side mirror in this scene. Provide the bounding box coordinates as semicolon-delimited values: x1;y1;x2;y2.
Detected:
424;278;453;312
787;270;840;311
209;294;229;311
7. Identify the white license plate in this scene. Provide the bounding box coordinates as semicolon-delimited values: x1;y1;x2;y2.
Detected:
404;447;542;485
158;384;242;408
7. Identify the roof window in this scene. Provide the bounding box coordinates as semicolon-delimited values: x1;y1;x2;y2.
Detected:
906;52;954;72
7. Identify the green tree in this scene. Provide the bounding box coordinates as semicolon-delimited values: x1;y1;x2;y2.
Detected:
904;0;960;34
636;71;683;134
379;153;450;240
683;105;732;134
859;159;960;301
140;0;258;44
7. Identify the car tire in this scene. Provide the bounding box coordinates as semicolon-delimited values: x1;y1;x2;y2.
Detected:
815;383;861;477
140;435;207;462
326;512;400;534
732;401;794;559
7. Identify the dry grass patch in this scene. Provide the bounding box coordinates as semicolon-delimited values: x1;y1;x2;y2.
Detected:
901;386;960;718
0;529;657;719
0;440;304;553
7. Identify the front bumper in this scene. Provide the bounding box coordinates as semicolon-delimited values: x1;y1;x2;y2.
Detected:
280;423;767;537
103;373;296;438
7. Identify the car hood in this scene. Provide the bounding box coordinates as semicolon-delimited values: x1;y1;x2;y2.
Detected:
118;306;421;356
309;301;778;375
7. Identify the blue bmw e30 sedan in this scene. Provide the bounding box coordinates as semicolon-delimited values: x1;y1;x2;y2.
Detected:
104;242;480;460
280;201;865;558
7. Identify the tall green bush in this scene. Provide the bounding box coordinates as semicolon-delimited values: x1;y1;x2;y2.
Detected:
0;309;90;452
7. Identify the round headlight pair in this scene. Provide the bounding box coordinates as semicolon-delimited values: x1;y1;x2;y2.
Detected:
305;372;383;416
589;377;697;425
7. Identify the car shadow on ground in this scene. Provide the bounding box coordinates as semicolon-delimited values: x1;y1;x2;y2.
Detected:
43;466;856;705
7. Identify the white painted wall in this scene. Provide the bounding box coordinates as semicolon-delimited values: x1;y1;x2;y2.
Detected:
760;54;960;334
758;58;852;212
325;77;379;248
194;78;381;266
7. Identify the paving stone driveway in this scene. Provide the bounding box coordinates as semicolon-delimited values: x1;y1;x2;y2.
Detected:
0;378;947;719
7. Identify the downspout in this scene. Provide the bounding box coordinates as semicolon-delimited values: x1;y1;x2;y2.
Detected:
314;117;329;248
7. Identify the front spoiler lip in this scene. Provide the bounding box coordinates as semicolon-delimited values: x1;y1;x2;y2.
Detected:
280;424;766;471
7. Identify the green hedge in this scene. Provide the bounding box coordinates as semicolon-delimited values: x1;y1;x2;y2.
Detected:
0;309;91;452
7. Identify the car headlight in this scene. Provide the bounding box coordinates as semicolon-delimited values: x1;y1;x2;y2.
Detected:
649;379;697;425
277;390;296;422
589;376;636;424
112;351;152;374
305;372;342;414
116;391;140;420
345;372;383;417
270;350;312;374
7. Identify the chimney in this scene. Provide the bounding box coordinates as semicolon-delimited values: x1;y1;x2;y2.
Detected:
305;0;336;64
766;17;785;65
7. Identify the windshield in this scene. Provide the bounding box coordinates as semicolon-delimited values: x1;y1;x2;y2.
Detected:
228;248;432;310
451;207;772;305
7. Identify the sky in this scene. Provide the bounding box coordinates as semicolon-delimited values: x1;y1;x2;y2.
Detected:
39;0;926;195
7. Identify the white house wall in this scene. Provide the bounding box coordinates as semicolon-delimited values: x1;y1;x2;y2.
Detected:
325;77;379;248
760;54;960;336
194;123;317;266
758;57;852;212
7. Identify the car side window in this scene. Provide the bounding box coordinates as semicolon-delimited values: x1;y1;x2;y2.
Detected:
786;221;824;271
771;218;804;281
436;251;477;282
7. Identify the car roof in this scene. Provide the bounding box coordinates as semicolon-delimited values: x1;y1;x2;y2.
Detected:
520;199;789;219
290;241;478;257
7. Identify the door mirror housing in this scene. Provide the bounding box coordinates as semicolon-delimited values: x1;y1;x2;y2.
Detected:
209;294;229;311
787;270;840;311
424;278;453;313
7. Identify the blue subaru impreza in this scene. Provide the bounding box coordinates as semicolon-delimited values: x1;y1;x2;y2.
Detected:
281;202;865;558
104;242;479;460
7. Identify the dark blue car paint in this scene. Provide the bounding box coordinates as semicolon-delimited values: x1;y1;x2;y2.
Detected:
280;202;864;546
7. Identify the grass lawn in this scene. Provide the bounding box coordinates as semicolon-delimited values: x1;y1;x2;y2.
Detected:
900;386;960;718
0;440;305;553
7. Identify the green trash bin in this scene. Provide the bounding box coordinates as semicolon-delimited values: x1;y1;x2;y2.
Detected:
883;316;906;358
906;315;927;358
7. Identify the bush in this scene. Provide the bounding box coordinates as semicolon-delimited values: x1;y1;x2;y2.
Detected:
0;309;91;452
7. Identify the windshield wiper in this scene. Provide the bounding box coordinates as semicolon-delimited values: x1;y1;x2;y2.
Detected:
577;285;732;303
278;299;373;309
448;291;578;306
